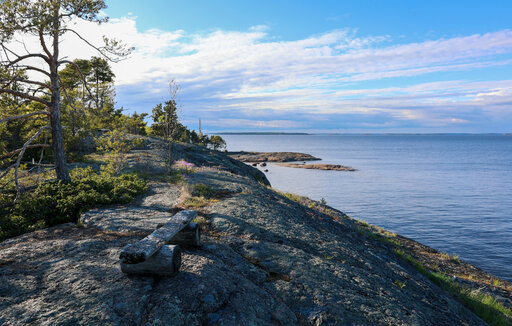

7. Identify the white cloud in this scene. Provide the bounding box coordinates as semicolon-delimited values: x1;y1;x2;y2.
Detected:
5;14;512;131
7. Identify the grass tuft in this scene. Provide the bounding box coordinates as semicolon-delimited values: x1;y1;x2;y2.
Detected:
394;249;512;326
394;280;406;289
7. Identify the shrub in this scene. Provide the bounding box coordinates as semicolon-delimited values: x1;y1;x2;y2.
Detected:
95;129;139;175
0;167;147;241
191;183;214;198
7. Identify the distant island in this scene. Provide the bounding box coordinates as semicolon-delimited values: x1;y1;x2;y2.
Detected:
227;151;320;162
278;163;356;171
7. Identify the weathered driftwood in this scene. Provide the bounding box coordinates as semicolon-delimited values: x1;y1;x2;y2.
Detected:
120;210;197;264
169;222;201;247
120;245;181;276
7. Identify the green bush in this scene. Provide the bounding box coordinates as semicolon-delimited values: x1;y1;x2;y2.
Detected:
191;183;214;198
0;167;147;241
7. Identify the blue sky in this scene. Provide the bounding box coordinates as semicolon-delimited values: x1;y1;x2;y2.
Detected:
94;0;512;133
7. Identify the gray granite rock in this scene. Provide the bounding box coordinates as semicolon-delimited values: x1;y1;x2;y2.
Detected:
0;137;490;325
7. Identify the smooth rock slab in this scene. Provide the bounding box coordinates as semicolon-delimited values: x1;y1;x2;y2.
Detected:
135;182;181;211
80;206;172;235
0;224;296;325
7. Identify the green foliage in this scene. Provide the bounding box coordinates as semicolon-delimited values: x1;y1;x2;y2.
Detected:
191;183;214;198
59;56;120;136
149;100;227;151
95;129;137;174
0;0;129;183
114;111;148;135
0;0;108;40
282;192;302;203
0;100;50;166
169;170;186;184
151;101;179;139
0;167;146;241
393;280;406;289
393;249;512;326
208;135;227;151
95;129;133;154
181;196;211;209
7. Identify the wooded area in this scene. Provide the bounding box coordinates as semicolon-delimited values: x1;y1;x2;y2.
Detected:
0;0;225;194
0;0;225;240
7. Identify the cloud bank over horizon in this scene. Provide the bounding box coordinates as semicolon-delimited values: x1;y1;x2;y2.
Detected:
11;14;512;132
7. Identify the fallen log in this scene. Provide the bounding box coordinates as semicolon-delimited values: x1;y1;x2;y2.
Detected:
120;210;197;264
120;245;181;276
168;222;201;247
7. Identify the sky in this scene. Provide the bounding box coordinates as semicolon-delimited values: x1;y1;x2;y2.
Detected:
51;1;512;132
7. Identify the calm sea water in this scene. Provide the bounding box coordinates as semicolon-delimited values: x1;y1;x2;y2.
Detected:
222;134;512;281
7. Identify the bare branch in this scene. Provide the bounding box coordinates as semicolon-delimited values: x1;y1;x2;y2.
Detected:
0;88;50;106
0;77;51;89
0;111;50;124
1;144;51;159
4;53;50;66
38;29;53;59
13;126;50;200
19;65;51;77
59;75;85;114
58;59;95;104
27;85;52;97
62;29;133;62
0;163;17;182
62;28;107;57
1;44;17;61
37;129;49;173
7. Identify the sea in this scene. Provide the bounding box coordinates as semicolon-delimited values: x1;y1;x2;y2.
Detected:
221;134;512;281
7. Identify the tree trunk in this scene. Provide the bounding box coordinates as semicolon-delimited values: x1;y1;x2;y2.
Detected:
50;12;71;183
50;69;70;182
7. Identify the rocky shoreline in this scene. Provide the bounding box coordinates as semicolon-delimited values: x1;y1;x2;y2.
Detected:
277;163;356;171
1;137;510;325
228;151;358;172
227;151;321;163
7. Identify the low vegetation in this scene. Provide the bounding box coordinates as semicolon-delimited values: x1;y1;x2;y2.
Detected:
393;249;512;326
178;182;233;210
275;189;512;326
0;167;146;241
191;183;215;198
1;50;227;241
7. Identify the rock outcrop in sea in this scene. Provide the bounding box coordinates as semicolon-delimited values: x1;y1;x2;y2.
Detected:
227;151;321;163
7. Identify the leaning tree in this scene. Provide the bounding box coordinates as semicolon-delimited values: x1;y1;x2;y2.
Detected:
0;0;132;188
